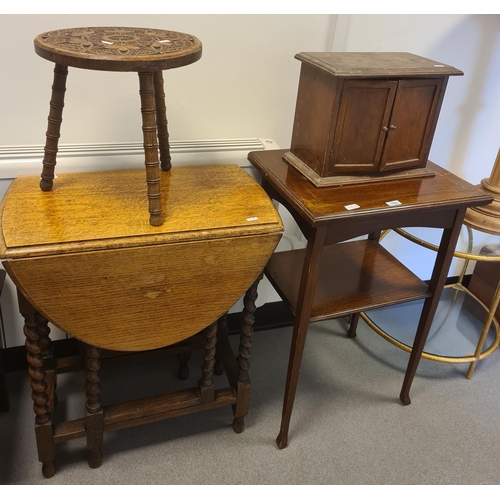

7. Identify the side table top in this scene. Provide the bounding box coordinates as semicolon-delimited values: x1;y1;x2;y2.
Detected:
248;149;493;226
34;27;202;71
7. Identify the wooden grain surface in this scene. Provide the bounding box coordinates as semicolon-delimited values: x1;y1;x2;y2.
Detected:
34;27;202;72
295;52;463;78
0;165;283;350
249;149;493;227
0;166;282;258
5;233;280;351
265;240;431;321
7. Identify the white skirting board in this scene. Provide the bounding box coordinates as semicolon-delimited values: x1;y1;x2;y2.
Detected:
0;138;304;348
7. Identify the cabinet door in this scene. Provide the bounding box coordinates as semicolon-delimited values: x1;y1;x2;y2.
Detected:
329;80;397;174
379;78;444;171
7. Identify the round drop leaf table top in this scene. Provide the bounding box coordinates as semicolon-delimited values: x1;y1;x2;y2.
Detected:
34;27;203;71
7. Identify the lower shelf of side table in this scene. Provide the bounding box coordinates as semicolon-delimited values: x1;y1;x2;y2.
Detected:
265;239;432;321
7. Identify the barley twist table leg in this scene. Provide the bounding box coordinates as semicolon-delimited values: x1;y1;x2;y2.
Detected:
214;313;229;376
40;64;68;192
198;321;218;403
85;344;103;469
36;313;57;403
233;273;263;433
138;71;162;227
153;71;172;171
22;306;55;478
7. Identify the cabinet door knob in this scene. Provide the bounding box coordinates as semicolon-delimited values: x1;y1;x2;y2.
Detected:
382;126;389;132
390;124;397;130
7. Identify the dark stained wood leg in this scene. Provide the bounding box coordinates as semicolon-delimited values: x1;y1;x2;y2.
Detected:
198;321;217;404
276;227;328;449
0;269;8;411
348;232;381;339
177;352;191;380
37;314;53;369
400;209;466;405
0;348;8;412
347;313;359;338
368;230;383;242
232;273;263;434
138;71;162;227
214;313;229;376
40;64;68;192
153;70;172;172
20;294;56;478
85;343;103;469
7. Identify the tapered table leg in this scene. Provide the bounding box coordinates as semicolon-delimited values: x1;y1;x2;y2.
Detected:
276;227;327;449
347;313;359;338
177;352;192;380
400;210;466;405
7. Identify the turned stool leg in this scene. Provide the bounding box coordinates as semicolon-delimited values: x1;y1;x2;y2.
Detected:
198;321;218;404
40;64;68;192
233;273;263;433
153;71;172;172
85;344;103;469
21;298;56;478
138;71;162;227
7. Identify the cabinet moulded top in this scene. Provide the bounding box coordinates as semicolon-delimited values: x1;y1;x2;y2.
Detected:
295;52;464;78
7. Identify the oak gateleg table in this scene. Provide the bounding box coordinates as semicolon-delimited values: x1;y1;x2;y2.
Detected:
0;165;283;477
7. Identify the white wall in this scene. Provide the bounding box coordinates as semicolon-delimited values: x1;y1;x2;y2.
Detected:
0;14;336;150
0;14;499;347
335;14;500;279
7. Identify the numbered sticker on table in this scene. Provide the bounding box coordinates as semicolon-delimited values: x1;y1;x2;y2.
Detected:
386;200;402;207
345;204;360;211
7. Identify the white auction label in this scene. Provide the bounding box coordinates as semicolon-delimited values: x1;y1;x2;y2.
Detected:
386;200;402;206
345;203;360;210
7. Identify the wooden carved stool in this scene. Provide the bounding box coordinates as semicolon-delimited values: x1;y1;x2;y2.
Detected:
34;27;202;226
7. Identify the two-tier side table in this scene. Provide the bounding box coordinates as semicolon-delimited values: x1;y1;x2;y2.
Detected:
34;27;202;226
0;165;283;477
247;149;492;450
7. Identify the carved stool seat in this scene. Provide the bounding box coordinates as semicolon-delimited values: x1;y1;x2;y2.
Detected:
0;165;283;477
34;26;203;226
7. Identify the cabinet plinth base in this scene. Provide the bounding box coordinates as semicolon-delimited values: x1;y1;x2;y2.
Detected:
283;152;435;188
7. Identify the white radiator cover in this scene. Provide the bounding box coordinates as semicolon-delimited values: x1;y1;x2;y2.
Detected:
0;138;302;348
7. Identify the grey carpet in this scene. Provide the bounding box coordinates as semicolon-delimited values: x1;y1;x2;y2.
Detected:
1;316;500;485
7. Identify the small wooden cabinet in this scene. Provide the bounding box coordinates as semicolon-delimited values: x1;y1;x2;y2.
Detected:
283;52;463;187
